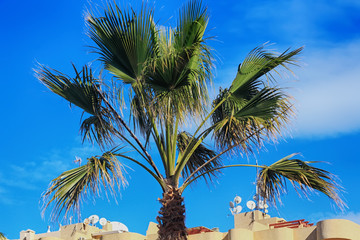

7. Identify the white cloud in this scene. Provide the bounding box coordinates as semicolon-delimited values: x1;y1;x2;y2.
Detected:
0;186;12;205
310;211;360;225
0;143;99;192
339;212;360;224
214;39;360;139
289;40;360;138
211;0;360;139
0;181;24;205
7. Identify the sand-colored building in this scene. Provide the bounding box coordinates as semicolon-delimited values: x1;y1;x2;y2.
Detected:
18;210;360;240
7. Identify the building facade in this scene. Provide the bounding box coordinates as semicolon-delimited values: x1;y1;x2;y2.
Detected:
17;211;360;240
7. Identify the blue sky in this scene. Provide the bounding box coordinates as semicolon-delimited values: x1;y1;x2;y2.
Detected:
1;0;360;238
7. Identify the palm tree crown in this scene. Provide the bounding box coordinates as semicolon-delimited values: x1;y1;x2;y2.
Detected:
35;1;343;239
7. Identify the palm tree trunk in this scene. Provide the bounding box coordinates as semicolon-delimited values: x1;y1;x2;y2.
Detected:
157;187;187;240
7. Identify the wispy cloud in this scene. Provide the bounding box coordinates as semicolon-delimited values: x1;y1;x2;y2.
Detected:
309;211;360;225
290;40;360;138
0;142;99;201
213;0;360;138
0;186;15;205
215;39;360;139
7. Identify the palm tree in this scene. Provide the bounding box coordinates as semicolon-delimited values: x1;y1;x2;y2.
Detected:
35;1;343;240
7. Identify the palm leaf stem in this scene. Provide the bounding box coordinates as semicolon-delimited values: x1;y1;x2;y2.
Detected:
173;130;212;183
183;103;293;186
150;118;169;177
171;116;180;174
133;88;171;178
174;96;228;178
180;164;262;191
114;129;148;162
165;102;172;175
166;119;173;175
165;103;178;176
96;86;164;180
182;126;266;186
115;153;167;190
184;95;227;148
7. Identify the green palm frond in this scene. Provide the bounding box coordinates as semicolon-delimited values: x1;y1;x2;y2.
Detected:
177;132;222;184
211;45;299;153
42;148;127;221
230;44;303;95
257;154;345;208
144;0;212;121
147;54;210;123
174;0;212;89
87;2;157;84
175;0;208;48
35;64;103;115
212;87;291;152
130;93;152;137
35;64;117;148
79;115;115;146
0;232;6;240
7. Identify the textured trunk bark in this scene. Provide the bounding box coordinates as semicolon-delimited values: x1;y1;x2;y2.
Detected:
157;186;187;240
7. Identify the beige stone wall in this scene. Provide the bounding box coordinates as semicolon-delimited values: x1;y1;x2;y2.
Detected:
37;237;62;240
146;222;158;236
234;210;279;232
293;226;316;240
227;228;253;240
146;234;157;240
34;231;61;240
254;227;293;240
20;230;35;240
316;219;360;240
58;223;100;240
100;232;145;240
188;232;227;240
